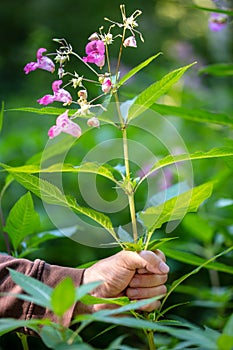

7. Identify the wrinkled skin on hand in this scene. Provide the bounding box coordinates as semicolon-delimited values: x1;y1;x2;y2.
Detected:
76;250;169;314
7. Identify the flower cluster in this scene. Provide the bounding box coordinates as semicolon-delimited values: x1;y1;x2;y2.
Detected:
24;5;143;139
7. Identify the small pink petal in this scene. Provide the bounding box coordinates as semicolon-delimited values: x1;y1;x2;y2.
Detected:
54;89;72;104
48;125;62;139
83;53;105;67
63;122;82;137
36;48;47;59
56;110;70;127
24;62;39;74
37;94;55;105
85;40;105;55
52;80;63;93
38;56;55;73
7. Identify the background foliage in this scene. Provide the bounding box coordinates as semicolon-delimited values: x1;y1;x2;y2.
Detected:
0;0;232;349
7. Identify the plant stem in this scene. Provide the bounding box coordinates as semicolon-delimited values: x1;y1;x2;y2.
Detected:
0;179;13;254
128;193;138;243
71;51;99;76
105;43;111;75
114;92;138;242
17;333;29;350
115;27;126;83
0;201;11;255
147;330;156;350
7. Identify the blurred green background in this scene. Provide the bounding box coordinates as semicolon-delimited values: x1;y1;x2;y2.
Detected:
0;0;233;348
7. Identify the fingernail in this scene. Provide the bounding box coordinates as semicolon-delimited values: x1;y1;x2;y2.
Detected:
159;261;169;273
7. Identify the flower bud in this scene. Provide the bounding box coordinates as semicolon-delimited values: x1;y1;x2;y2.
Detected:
72;77;83;89
101;77;112;93
78;89;88;100
123;36;137;48
87;117;100;128
58;67;65;78
88;32;100;41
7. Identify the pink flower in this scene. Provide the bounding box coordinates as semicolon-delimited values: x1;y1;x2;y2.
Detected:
123;36;137;48
87;117;100;128
83;40;105;68
208;12;228;32
101;77;112;93
48;110;82;139
24;48;55;74
37;80;72;105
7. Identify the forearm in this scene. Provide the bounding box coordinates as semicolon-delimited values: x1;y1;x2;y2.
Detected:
0;254;85;329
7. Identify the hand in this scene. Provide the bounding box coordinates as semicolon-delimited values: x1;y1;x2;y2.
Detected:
77;250;169;314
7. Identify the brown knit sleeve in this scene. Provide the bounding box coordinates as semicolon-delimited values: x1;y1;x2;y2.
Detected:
0;254;85;330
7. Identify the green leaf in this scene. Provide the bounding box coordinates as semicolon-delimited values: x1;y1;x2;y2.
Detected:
0;162;120;185
0;101;4;132
218;334;233;350
0;291;50;306
137;147;233;187
40;325;82;348
162;247;233;274
7;106;68;116
0;318;42;336
156;324;219;350
89;314;172;332
81;294;129;306
139;182;213;232
106;335;129;350
146;237;178;251
4;192;40;250
193;5;233;16
152;103;233;126
118;52;162;87
199;63;233;77
25;231;63;249
182;213;214;244
117;226;134;242
51;277;76;317
127;62;196;121
147;182;190;207
56;344;95;350
7;105;114;124
47;162;120;184
223;313;233;335
4;172;118;241
161;246;233;310
10;172;67;205
75;281;103;302
8;268;52;309
94;296;163;317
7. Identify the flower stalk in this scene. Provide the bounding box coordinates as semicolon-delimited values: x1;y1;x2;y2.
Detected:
24;4;144;244
114;91;138;242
